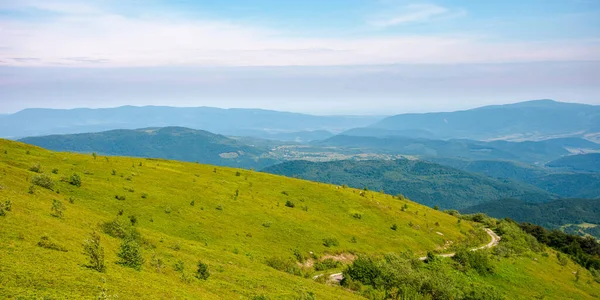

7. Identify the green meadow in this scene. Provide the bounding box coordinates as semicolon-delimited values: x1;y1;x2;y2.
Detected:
0;139;598;299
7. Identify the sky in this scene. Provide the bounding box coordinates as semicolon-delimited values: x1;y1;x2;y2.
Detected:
0;0;599;114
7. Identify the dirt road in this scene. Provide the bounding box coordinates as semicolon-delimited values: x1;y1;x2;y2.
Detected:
315;228;501;282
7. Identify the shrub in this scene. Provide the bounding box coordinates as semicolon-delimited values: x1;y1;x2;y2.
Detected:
285;200;295;208
351;213;362;220
557;252;569;266
262;222;271;228
150;252;165;273
433;205;439;210
111;169;117;176
314;258;341;271
51;168;58;174
69;173;81;187
196;260;210;280
29;163;42;173
265;256;302;276
117;239;144;270
215;205;223;211
51;199;65;218
141;193;148;199
190;200;195;206
28;185;35;194
293;248;306;263
31;174;54;190
37;235;68;252
4;200;12;211
452;248;495;275
350;236;357;243
115;195;126;201
129;215;137;226
391;224;398;231
83;231;105;272
322;237;339;247
0;207;4;217
235;171;241;177
102;218;140;241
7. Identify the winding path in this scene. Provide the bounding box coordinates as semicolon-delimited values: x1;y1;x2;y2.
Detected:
314;228;501;283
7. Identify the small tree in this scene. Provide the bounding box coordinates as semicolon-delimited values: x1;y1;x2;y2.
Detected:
117;239;144;270
51;199;65;218
83;231;105;272
196;260;210;280
69;173;82;187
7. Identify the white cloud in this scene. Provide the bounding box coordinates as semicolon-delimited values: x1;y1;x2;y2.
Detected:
0;1;599;67
369;4;449;27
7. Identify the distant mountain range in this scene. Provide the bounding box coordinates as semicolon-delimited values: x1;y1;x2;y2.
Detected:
262;159;556;209
19;127;279;169
0;106;383;139
349;100;600;141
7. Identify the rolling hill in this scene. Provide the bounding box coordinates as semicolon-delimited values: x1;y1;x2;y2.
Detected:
364;99;600;141
1;139;599;299
262;159;556;209
461;198;600;238
431;157;600;199
0;106;383;139
18;127;279;169
547;153;600;172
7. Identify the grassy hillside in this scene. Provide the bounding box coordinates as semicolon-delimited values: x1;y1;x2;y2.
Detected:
263;159;555;209
19;127;279;169
1;139;599;299
461;198;600;238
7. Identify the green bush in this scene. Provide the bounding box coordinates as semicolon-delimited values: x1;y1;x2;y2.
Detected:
69;173;81;187
115;195;126;201
322;237;339;247
52;168;59;174
196;260;210;280
37;235;68;252
265;256;302;276
117;239;144;270
351;213;362;220
452;248;495;275
51;199;65;218
83;231;105;272
391;224;398;231
29;163;42;173
314;258;341;271
4;200;11;211
31;174;54;190
285;200;295;208
102;218;140;241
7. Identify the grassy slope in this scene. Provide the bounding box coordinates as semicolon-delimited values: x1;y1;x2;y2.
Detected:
0;139;476;299
0;139;598;299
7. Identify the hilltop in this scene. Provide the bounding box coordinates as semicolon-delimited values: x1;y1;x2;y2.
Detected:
1;139;598;299
19;127;279;169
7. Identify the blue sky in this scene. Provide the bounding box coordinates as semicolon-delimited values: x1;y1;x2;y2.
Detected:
0;0;599;114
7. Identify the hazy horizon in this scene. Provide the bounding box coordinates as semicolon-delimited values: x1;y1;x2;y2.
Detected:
1;0;599;114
